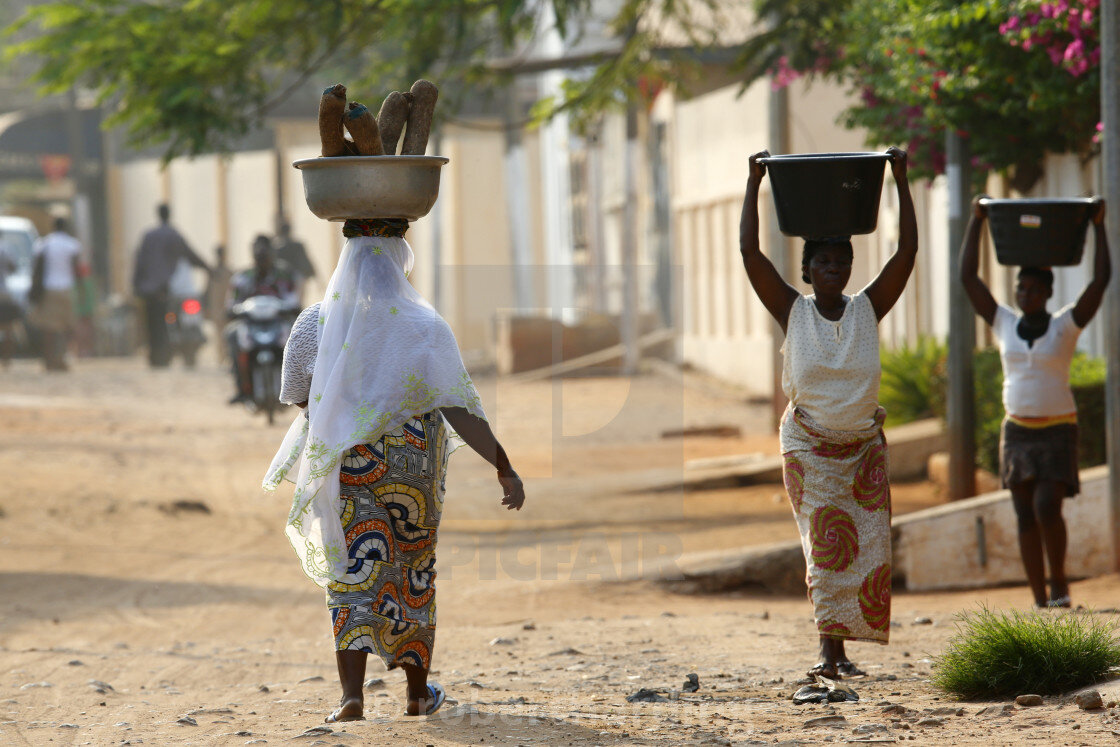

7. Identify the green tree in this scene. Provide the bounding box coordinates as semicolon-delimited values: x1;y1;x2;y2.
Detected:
4;0;595;159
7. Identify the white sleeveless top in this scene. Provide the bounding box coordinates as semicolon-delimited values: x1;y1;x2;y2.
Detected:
781;291;881;434
992;302;1081;417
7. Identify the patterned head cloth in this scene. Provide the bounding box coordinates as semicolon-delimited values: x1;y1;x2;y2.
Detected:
263;232;485;586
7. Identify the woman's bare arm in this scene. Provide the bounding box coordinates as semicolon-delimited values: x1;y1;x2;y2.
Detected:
439;406;525;510
958;196;998;326
1072;200;1112;328
864;147;918;320
740;150;799;331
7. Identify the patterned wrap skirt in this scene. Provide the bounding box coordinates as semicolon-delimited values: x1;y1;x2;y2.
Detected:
327;410;450;670
999;419;1080;495
780;406;892;645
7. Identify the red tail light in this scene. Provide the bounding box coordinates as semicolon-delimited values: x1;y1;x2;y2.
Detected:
181;298;202;315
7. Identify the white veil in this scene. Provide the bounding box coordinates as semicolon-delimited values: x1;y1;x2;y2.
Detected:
263;234;485;586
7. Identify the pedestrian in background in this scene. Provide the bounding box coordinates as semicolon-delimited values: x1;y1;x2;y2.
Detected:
274;220;316;304
132;204;210;368
959;196;1111;609
30;217;84;371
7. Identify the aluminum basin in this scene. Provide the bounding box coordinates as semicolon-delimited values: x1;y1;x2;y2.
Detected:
293;155;449;221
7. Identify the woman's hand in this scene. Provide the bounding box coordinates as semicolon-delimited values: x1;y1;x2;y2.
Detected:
972;194;989;220
886;146;908;180
748;150;770;185
1092;197;1107;225
498;469;525;511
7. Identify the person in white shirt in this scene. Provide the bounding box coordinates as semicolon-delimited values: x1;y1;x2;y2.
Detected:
960;196;1111;609
30;217;83;371
741;148;917;680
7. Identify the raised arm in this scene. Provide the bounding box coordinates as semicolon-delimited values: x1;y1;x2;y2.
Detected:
1072;199;1112;328
740;150;799;331
958;196;998;326
438;406;525;511
864;147;918;320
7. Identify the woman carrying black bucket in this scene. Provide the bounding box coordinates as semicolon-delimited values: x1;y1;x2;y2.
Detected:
959;196;1110;609
740;147;916;679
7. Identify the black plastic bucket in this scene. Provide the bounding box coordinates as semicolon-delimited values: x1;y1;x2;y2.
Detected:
980;197;1095;267
759;152;890;239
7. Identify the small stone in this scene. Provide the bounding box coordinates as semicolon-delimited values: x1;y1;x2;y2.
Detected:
912;616;933;625
363;678;385;690
977;704;1016;717
881;704;907;715
257;685;270;693
522;622;536;630
853;724;889;734
916;718;944;727
68;660;83;666
1075;690;1104;710
924;706;965;716
296;726;332;738
88;680;114;693
297;676;324;684
489;637;515;646
176;716;198;726
1015;694;1044;707
19;681;52;689
548;647;583;656
58;723;80;728
802;715;847;728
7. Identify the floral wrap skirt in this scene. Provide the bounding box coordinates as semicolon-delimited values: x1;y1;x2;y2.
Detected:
326;410;450;670
781;406;892;645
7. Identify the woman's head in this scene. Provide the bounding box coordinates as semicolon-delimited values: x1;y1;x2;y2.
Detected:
1015;266;1053;314
802;238;854;292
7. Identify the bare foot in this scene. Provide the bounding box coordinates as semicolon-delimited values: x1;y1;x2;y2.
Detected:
325;696;363;723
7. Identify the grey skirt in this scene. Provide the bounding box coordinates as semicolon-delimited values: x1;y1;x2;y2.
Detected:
999;419;1080;495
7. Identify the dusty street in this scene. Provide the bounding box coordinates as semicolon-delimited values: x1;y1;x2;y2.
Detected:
2;355;1119;746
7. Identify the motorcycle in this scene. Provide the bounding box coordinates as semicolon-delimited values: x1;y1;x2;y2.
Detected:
229;294;298;424
166;259;206;367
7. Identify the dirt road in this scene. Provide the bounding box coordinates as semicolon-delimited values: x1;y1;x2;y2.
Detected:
1;356;1119;745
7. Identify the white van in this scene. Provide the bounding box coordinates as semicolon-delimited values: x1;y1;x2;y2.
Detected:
0;216;40;311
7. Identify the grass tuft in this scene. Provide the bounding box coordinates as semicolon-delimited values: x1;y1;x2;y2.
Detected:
932;606;1120;699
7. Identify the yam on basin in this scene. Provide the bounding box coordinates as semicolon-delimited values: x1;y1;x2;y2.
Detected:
979;197;1096;267
294;155;449;221
759;152;890;239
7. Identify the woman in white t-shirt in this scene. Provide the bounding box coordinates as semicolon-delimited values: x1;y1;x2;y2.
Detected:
741;148;917;679
960;197;1110;609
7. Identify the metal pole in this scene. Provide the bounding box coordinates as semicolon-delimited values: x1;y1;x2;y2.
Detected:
1101;0;1120;569
946;132;976;500
621;104;640;375
767;84;790;430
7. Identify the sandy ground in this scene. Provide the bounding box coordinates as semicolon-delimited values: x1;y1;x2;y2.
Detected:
2;354;1120;746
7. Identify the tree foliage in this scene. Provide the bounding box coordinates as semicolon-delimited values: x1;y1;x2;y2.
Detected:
738;0;1101;186
4;0;593;159
5;0;1104;183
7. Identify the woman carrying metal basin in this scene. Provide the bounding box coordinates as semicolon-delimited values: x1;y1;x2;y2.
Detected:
959;196;1110;609
740;147;916;680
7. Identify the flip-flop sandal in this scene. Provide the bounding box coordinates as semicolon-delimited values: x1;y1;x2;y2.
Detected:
807;662;839;680
1047;595;1072;609
324;708;364;723
405;682;446;717
836;661;866;677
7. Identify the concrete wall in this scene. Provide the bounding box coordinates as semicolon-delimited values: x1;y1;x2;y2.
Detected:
895;465;1111;591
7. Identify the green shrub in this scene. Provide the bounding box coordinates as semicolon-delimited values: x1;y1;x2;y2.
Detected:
879;336;947;427
933;607;1120;699
880;341;1107;474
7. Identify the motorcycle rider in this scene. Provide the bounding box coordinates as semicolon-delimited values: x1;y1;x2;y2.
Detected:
226;235;299;404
